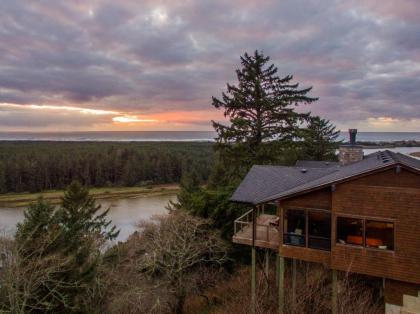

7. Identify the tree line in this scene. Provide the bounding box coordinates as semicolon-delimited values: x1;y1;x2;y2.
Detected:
0;141;214;193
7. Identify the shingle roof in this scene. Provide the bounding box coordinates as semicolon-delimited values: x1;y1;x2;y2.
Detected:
231;150;420;205
295;160;339;168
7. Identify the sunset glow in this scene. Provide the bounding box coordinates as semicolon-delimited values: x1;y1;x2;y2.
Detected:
0;0;419;131
112;115;157;123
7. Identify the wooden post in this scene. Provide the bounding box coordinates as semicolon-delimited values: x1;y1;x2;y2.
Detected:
278;255;285;314
251;207;256;313
332;269;337;314
265;249;269;278
275;254;279;287
251;247;256;313
292;258;297;307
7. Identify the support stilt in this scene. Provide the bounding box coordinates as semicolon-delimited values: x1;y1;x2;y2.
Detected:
276;254;279;287
332;269;337;314
265;249;269;278
252;247;256;314
292;258;297;306
278;255;285;314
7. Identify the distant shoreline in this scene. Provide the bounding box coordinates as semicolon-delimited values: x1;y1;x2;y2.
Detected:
1;139;420;148
0;184;180;208
0;131;420;143
358;140;420;148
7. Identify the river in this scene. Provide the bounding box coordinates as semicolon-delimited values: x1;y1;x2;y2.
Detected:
0;193;177;242
0;148;418;242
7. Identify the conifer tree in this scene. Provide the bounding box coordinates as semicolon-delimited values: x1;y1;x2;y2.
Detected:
300;116;341;161
212;50;318;174
7;182;119;312
57;180;119;242
15;197;55;255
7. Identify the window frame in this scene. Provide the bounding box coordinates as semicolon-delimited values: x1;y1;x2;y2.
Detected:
335;214;395;252
336;216;365;248
283;208;307;247
283;207;332;251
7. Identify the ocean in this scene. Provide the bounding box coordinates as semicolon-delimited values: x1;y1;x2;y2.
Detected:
0;131;420;142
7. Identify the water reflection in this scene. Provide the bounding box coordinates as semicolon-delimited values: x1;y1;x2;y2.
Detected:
0;194;177;242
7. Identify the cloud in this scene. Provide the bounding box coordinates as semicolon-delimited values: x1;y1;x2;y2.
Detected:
0;0;419;131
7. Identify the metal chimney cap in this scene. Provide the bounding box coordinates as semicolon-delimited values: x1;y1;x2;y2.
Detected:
349;129;358;145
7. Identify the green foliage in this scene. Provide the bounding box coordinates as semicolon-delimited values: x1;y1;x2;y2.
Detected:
300;116;341;161
58;181;119;242
212;50;318;177
177;51;321;237
15;198;56;255
0;141;214;193
0;161;6;193
174;181;248;239
3;181;119;313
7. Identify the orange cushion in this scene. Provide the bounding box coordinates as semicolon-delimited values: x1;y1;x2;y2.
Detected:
347;235;362;245
366;238;383;247
346;235;383;246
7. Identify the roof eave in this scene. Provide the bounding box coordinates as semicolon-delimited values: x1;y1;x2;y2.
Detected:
256;162;402;204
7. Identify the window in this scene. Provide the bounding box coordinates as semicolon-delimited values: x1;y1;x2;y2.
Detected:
308;211;331;250
283;209;306;247
336;217;363;246
283;208;332;249
366;220;394;250
336;217;395;251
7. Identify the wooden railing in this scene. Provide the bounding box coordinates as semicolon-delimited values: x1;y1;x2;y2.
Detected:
233;208;279;245
233;208;254;235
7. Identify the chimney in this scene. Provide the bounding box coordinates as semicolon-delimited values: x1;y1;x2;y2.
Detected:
339;129;363;166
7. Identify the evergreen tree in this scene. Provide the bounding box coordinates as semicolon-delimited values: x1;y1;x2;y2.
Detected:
212;50;318;176
16;198;54;241
0;161;6;193
301;116;341;161
57;180;119;242
7;182;119;312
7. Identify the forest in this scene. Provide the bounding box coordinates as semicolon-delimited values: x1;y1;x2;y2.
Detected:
1;51;375;314
0;141;214;193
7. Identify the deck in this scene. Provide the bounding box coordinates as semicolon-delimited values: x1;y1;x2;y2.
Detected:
232;211;280;250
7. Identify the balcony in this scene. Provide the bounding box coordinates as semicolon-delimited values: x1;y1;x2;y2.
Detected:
232;208;279;250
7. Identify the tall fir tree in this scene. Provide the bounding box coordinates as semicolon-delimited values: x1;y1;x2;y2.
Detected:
300;116;341;161
212;50;318;177
8;181;119;312
57;180;119;243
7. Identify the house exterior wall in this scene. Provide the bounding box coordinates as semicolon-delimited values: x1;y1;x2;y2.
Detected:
278;187;332;265
280;187;332;210
276;166;420;290
384;279;420;307
331;167;420;285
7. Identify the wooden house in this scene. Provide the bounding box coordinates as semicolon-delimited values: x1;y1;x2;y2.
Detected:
231;129;420;314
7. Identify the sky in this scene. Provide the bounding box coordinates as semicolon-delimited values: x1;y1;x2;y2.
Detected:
0;0;419;132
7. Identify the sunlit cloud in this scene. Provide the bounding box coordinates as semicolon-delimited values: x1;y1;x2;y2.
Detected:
149;7;169;26
0;103;119;116
368;116;400;125
112;115;157;123
0;103;158;129
0;0;419;131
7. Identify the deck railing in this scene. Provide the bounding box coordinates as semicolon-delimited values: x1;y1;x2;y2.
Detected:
233;208;279;244
233;208;254;235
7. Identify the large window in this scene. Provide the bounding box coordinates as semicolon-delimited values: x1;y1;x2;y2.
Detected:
283;209;306;247
283;208;331;250
336;217;363;246
336;216;394;251
366;220;394;250
308;211;331;250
